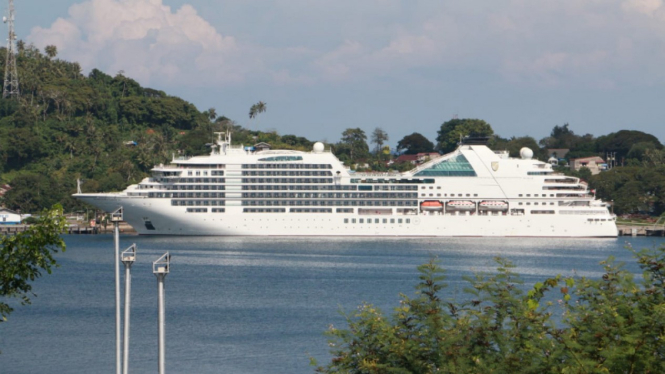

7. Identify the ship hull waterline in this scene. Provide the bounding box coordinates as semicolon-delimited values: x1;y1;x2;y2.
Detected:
76;195;618;238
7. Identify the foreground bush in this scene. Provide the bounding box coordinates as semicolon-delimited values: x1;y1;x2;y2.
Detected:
314;246;665;373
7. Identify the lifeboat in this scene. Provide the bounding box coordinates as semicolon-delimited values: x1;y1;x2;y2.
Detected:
478;201;508;211
446;201;476;211
420;200;443;211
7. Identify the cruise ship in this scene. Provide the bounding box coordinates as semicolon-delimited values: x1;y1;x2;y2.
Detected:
74;133;618;237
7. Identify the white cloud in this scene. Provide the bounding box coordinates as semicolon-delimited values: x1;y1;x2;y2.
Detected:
26;0;665;89
621;0;663;15
28;0;249;86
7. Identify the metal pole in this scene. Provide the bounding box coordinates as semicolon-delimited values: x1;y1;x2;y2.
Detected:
111;208;123;374
121;245;136;374
157;273;165;374
114;221;121;374
153;253;170;374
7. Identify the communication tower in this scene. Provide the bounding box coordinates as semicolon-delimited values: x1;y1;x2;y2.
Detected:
3;0;19;98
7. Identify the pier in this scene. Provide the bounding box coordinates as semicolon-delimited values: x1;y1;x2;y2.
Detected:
0;223;137;235
617;225;665;236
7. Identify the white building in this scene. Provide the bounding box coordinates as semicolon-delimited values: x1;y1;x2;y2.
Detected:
0;208;22;224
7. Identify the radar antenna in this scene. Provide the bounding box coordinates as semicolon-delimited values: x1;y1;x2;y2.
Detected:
3;0;19;98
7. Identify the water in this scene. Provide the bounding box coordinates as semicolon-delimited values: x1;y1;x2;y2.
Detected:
1;235;663;373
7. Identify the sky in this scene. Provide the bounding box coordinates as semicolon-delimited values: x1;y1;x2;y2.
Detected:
12;0;665;147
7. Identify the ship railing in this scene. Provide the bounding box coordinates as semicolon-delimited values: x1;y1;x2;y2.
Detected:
544;178;578;184
354;172;402;178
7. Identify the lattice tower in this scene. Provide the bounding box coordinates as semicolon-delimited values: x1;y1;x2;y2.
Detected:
3;0;19;98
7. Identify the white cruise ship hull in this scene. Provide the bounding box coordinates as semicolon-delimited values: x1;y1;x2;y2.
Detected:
75;195;618;237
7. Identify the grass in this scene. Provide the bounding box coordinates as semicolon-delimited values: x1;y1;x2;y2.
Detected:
617;216;665;227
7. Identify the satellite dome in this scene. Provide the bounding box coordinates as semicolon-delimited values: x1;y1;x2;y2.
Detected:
520;147;533;160
313;142;325;153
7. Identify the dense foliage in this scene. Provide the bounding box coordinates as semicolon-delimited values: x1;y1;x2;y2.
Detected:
0;45;316;213
315;247;665;373
0;205;67;324
436;119;494;154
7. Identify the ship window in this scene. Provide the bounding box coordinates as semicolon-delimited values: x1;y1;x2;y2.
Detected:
383;219;387;223
375;219;379;223
474;194;478;197
352;219;356;223
458;194;462;197
390;219;395;223
406;219;411;224
466;194;470;197
398;219;403;224
519;202;523;205
527;194;531;197
344;218;348;223
437;194;441;197
414;154;477;177
519;194;523;197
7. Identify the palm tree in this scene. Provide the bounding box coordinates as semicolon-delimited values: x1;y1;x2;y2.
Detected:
207;107;217;122
44;45;58;59
248;101;267;131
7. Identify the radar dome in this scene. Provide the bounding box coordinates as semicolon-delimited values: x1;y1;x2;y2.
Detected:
313;142;325;153
520;147;534;160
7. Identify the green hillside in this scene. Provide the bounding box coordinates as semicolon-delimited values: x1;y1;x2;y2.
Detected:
0;44;313;213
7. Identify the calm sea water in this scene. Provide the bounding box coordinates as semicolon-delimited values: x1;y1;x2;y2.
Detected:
1;235;663;374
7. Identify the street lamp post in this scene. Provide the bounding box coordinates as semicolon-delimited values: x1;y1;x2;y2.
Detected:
111;208;123;374
153;252;170;374
121;244;136;374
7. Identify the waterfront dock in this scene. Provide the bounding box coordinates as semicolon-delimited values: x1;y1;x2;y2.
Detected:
0;222;137;235
617;225;665;236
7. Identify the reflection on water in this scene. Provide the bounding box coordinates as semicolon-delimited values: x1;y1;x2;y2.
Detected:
0;235;662;374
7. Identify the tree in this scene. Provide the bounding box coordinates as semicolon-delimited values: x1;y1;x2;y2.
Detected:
436;118;493;154
596;130;663;163
2;173;62;213
370;128;389;154
44;45;58;59
1;205;67;324
315;247;665;373
396;132;434;155
538;124;597;160
626;141;659;163
205;107;217;122
249;101;267;130
493;136;546;160
336;128;369;162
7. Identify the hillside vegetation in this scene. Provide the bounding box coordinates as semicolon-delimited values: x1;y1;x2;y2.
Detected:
0;44;313;213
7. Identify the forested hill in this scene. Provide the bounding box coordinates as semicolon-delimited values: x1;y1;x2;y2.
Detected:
0;44;314;213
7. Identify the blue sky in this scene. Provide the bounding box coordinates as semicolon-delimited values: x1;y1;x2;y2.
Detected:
14;0;665;147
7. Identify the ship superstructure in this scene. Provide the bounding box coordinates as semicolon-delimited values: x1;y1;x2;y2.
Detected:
74;133;617;237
